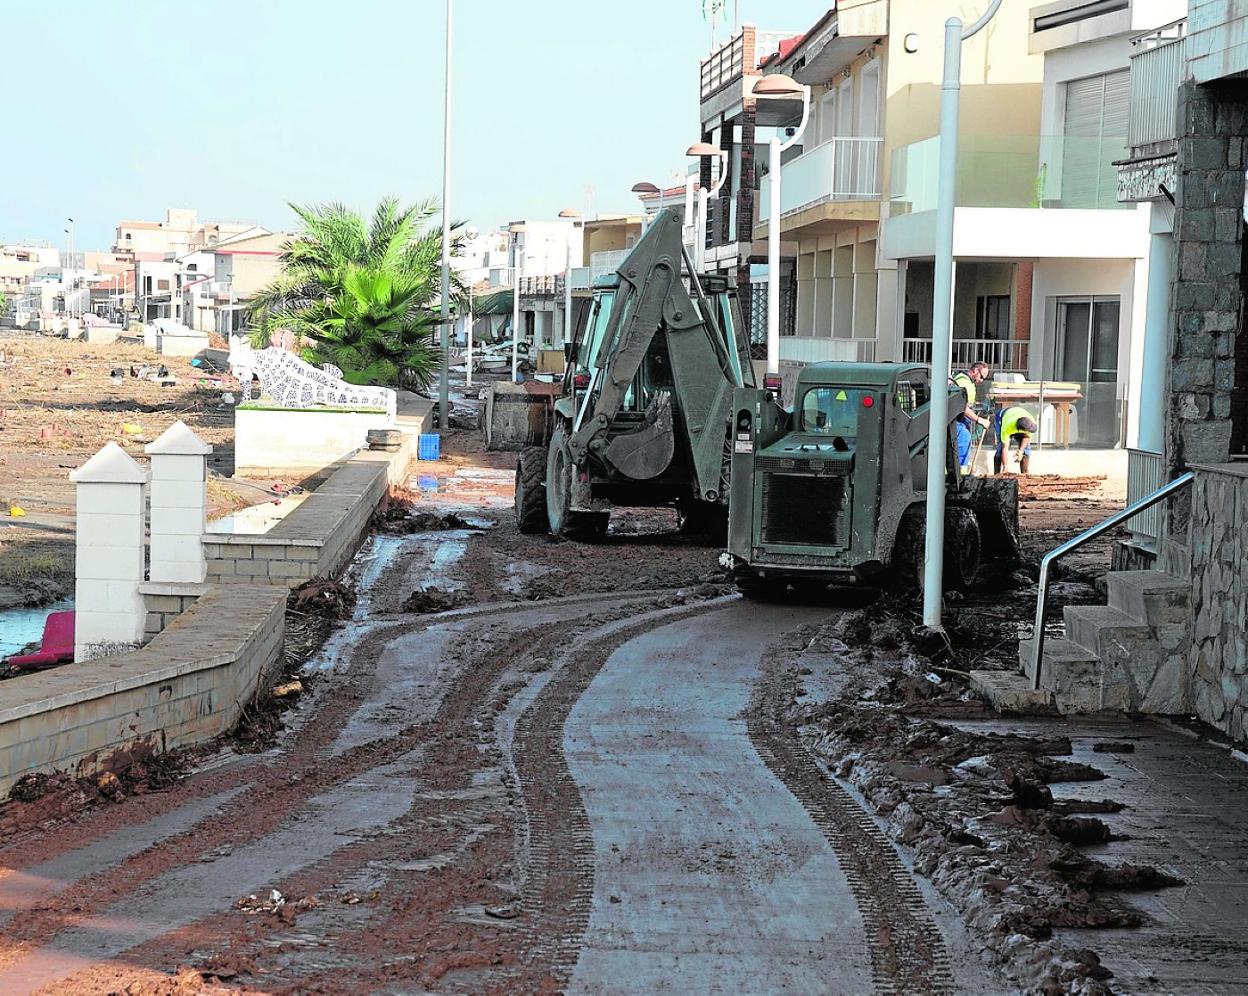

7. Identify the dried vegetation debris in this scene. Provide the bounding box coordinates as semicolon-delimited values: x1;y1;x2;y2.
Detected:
782;604;1183;994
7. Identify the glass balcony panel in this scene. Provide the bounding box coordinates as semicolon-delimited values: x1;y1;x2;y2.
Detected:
889;135;1131;215
758;137;884;217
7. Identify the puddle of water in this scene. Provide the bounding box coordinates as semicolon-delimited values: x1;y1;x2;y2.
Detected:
416;476;440;492
207;493;308;535
0;599;73;658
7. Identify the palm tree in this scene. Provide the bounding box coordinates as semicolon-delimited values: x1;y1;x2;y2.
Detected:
248;197;461;391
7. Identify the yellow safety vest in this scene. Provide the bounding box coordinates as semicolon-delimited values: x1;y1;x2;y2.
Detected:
953;372;976;407
999;406;1034;445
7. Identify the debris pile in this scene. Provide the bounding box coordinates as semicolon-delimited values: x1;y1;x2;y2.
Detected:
288;577;357;621
403;587;472;613
772;612;1184;993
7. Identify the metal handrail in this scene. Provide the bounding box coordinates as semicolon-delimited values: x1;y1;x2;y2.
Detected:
1030;471;1194;690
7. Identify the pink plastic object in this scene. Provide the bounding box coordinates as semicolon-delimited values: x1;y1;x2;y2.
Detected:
6;610;76;670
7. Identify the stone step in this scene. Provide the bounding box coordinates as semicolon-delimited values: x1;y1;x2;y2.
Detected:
1064;604;1151;653
1020;637;1106;714
969;669;1055;714
1105;570;1190;626
1018;636;1101;680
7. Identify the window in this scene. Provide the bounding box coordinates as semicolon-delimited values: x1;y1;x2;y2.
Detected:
976;295;1010;339
800;387;872;436
1061;70;1129;208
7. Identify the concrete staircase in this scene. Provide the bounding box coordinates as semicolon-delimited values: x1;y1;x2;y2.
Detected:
972;549;1191;715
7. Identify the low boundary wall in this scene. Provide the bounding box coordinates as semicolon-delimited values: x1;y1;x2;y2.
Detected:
0;585;286;797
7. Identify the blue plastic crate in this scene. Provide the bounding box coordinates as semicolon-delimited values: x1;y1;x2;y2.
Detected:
418;433;441;461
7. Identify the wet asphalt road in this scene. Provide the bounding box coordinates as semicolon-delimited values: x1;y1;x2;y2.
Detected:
0;524;1009;994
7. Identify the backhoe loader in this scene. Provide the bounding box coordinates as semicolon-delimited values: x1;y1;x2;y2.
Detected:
513;208;753;538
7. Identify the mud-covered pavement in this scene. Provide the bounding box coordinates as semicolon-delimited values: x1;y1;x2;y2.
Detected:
0;434;1213;995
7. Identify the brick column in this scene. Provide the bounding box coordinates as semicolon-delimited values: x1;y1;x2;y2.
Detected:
146;420;213;584
718;121;735;245
737;100;758;351
1168;80;1248;475
70;442;148;660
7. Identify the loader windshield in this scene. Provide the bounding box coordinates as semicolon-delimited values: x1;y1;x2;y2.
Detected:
577;291;615;372
800;387;873;437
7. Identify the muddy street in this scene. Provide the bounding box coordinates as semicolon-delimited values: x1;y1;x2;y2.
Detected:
0;438;1142;994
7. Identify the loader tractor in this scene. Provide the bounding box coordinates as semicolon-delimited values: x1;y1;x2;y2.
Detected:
514;208;755;539
723;362;1020;594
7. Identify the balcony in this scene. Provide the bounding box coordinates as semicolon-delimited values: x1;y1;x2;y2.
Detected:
699;26;795;102
590;249;629;281
902;337;1030;374
889;134;1130;216
757;137;884;228
1128;22;1186;152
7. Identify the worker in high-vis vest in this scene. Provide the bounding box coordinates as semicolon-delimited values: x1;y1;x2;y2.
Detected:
994;405;1038;475
951;361;991;474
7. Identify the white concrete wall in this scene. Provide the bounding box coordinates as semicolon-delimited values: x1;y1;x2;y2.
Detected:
235;408;396;475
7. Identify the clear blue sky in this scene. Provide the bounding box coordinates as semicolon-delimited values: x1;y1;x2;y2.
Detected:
2;0;824;252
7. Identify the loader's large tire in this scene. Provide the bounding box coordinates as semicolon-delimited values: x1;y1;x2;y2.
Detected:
514;447;549;535
546;424;610;541
943;506;982;591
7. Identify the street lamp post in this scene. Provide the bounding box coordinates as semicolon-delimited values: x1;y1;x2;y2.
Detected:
511;225;523;383
920;0;1005;632
558;209;582;357
686;142;730;273
438;0;453;430
750;74;811;376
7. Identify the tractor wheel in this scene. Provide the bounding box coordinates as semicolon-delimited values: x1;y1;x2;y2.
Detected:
514;447;549;535
943;506;982;591
546;424;610;541
734;568;772;601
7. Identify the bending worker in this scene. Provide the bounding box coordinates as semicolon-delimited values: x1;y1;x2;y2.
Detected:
952;362;991;474
994;405;1038;475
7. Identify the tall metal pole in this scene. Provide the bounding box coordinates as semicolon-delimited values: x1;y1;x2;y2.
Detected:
921;1;1003;631
466;282;474;389
564;235;574;351
438;0;453;430
765;136;782;375
511;237;522;382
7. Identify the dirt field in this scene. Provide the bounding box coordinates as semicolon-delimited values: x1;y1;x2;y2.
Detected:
0;333;255;608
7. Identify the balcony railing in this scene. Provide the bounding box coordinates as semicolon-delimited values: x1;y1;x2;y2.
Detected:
701;31;744;100
1128;22;1186;150
759;137;884;218
1126;448;1165;543
590;249;630;281
890;134;1130;215
699;26;797;102
902;337;1031;373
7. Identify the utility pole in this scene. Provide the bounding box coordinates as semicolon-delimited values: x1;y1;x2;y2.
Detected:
921;0;1004;632
438;0;453;430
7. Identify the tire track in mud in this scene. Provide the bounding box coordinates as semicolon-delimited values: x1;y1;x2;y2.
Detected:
747;654;956;996
507;599;729;990
0;592;663;979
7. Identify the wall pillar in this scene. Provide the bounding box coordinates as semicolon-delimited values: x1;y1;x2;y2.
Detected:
737;100;758;349
1139;229;1175;453
1167;79;1247;475
146;420;212;584
70;442;148;660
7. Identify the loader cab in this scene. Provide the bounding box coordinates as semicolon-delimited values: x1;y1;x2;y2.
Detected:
727;362;948;585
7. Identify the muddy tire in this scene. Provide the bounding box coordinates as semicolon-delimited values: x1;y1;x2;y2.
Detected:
515;447;550;534
943;506;982;591
733;568;773;600
546;424;610;541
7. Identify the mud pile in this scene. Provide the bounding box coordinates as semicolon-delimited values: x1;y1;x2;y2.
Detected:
774;606;1182;994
